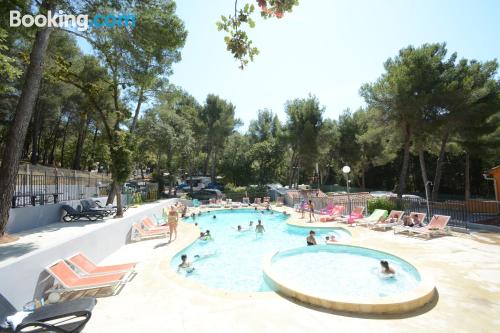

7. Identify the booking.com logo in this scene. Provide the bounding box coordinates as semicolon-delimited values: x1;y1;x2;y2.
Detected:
10;10;136;32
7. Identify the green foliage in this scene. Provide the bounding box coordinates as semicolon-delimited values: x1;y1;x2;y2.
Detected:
367;198;396;214
216;0;298;68
109;132;132;184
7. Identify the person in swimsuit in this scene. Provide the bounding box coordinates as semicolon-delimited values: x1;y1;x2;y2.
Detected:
306;230;317;246
178;254;194;273
168;206;178;242
380;260;395;275
255;220;265;234
308;200;316;222
249;221;254;228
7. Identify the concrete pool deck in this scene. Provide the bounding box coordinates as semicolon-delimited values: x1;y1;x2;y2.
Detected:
4;204;500;332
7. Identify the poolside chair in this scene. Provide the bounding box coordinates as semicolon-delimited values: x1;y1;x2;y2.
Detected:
319;205;345;222
61;205;105;222
242;197;250;206
393;212;427;235
80;199;114;216
94;199;128;212
370;210;404;230
192;199;201;207
67;252;136;276
141;217;168;230
0;293;96;333
45;260;128;299
357;209;389;227
130;222;168;242
224;199;232;208
407;215;451;239
319;202;335;215
338;206;365;224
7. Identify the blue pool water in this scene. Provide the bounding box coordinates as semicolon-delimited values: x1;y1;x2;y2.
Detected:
269;245;421;299
171;209;351;292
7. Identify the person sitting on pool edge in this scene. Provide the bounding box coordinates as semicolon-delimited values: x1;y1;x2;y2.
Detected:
306;230;317;246
178;254;194;273
255;220;265;234
380;260;395;275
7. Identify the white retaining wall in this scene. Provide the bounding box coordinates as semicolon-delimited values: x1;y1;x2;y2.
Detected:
0;199;177;309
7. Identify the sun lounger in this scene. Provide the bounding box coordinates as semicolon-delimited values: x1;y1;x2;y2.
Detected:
393;212;427;235
192;199;201;207
337;206;365;224
94;199;128;212
357;209;389;227
130;222;169;242
370;210;404;230
0;293;96;333
45;260;128;298
242;197;250;206
61;205;105;222
319;205;345;222
80;199;115;216
407;215;451;239
141;217;168;230
319;203;335;215
67;253;136;277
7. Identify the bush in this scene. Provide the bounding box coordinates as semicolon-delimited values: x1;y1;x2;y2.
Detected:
367;198;396;214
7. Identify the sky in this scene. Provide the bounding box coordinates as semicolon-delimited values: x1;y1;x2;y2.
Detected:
169;0;500;129
78;0;500;130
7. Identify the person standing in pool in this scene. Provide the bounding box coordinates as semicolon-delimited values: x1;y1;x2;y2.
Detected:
380;260;395;275
255;220;265;234
306;230;317;246
249;221;254;228
178;254;194;273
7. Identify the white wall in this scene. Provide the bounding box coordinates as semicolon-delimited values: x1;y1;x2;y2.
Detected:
0;199;178;309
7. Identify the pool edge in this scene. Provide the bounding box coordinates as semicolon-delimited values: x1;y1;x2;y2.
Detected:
262;244;437;315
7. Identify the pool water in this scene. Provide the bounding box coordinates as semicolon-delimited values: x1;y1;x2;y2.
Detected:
269;245;421;299
171;209;351;292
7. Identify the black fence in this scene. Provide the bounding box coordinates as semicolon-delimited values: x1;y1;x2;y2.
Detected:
12;173;111;208
287;194;500;229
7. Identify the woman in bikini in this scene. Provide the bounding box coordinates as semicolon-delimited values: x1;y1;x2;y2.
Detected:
168;206;178;242
306;230;317;246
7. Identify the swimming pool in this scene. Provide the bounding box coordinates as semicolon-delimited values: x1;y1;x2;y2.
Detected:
171;209;351;292
267;245;420;299
263;245;436;314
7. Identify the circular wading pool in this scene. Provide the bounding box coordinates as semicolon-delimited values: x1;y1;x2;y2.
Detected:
263;244;436;314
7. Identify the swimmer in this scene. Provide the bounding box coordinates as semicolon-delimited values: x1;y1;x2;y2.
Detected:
325;235;337;244
195;222;198;227
213;215;216;219
306;230;317;246
380;260;395;275
204;230;212;240
249;221;254;228
177;254;194;273
199;232;205;239
255;220;265;234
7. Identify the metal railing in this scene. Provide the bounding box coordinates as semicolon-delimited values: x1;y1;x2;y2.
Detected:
12;173;111;208
286;194;500;229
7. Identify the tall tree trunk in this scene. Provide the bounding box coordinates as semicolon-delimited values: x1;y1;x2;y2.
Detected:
106;182;116;205
88;126;98;171
0;24;53;236
397;123;411;198
361;168;366;191
114;182;123;217
431;131;449;201
30;102;41;165
465;151;470;200
210;149;217;182
72;113;89;170
48;112;62;166
128;88;144;137
203;144;212;176
418;147;429;191
59;115;71;167
287;151;296;188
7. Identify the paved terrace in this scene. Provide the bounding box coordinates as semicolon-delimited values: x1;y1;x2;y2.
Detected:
2;204;500;332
